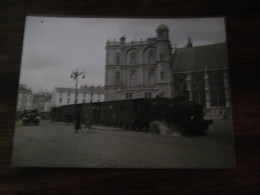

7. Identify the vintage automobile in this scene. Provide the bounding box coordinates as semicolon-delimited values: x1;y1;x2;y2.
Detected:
22;110;40;125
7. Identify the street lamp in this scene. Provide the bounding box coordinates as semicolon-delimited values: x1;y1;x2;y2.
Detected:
70;68;85;133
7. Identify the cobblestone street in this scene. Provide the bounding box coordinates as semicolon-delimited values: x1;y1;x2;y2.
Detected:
12;120;235;168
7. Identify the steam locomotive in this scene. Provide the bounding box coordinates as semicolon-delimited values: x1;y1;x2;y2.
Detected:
50;96;212;136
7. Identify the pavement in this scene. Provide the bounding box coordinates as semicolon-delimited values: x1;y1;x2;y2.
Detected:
12;119;236;169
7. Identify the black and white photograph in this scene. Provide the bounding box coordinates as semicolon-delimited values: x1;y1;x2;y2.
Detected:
12;16;235;168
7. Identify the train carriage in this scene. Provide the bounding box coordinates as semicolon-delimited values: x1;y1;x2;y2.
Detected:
92;103;101;124
61;104;77;123
82;102;100;125
50;96;212;136
99;100;135;127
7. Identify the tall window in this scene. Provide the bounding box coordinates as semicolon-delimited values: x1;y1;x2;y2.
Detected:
191;73;205;106
160;71;164;80
145;92;152;98
148;52;154;64
115;72;120;85
209;71;225;107
174;74;187;95
160;54;164;61
126;93;133;99
148;71;155;86
130;52;136;65
130;73;136;87
115;54;120;65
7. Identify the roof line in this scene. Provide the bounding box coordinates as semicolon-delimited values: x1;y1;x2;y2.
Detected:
175;42;226;50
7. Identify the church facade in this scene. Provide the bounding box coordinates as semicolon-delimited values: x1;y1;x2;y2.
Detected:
104;24;172;101
172;42;231;118
104;24;231;118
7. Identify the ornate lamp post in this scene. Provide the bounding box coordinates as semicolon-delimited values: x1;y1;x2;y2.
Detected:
70;68;85;133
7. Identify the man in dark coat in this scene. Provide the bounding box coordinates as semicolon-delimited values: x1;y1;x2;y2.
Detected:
84;114;92;129
75;105;82;133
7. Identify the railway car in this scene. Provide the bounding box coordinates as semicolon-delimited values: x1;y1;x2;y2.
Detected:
82;102;100;125
50;96;212;136
50;107;61;122
96;98;174;131
98;99;136;127
61;104;77;123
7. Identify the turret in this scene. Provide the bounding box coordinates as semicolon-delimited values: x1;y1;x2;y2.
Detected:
156;24;169;41
156;24;171;62
186;36;193;47
120;36;125;44
155;24;172;89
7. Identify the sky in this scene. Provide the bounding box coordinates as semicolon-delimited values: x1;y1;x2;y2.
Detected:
19;16;226;93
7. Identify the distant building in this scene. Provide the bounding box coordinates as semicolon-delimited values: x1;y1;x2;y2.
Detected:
17;84;33;111
104;24;172;101
51;86;105;107
171;42;231;117
33;92;52;112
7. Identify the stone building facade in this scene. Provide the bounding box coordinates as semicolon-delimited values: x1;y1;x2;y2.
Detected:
17;84;33;112
171;42;231;117
33;92;52;112
105;24;172;101
104;24;231;117
51;86;104;107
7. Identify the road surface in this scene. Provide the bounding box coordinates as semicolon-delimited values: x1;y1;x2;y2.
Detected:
12;120;235;168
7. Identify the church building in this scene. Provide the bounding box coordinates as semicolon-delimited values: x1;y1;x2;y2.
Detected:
172;41;231;117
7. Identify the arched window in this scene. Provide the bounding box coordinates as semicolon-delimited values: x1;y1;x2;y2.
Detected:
148;71;155;86
115;72;120;85
130;52;136;65
115;54;120;65
148;52;154;64
130;73;136;87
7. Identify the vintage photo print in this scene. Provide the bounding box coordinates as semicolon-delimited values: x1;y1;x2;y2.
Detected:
12;16;235;168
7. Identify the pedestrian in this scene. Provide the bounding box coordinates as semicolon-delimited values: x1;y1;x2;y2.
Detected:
75;106;82;133
85;114;92;129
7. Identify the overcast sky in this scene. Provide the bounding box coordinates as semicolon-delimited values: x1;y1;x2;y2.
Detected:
19;16;226;93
